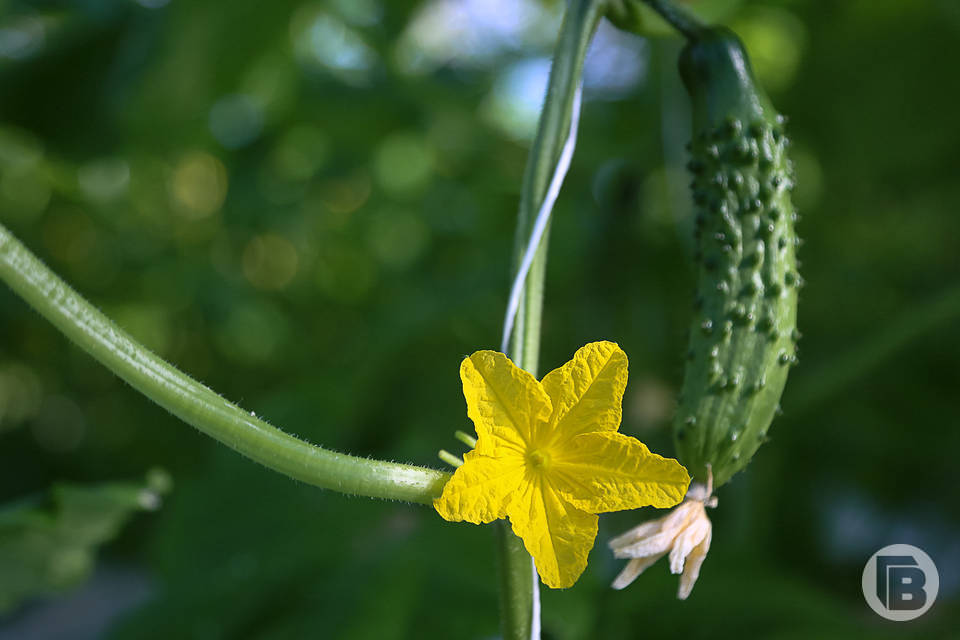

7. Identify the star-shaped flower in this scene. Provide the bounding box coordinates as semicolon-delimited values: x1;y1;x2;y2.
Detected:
434;341;690;589
609;472;716;599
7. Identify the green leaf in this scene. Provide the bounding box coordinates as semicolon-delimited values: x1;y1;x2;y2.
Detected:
0;469;170;614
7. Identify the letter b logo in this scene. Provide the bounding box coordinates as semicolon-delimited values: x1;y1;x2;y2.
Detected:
863;545;938;621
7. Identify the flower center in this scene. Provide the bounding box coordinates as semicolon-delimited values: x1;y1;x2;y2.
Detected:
527;449;551;470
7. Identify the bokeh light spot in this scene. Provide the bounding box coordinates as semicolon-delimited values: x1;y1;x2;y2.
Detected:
315;246;378;303
481;58;550;141
1;166;51;221
583;20;648;97
169;151;228;219
216;300;290;365
0;127;50;220
242;233;300;290
373;133;434;195
78;157;130;202
0;126;43;169
627;376;674;432
395;0;559;74
209;94;264;150
734;7;806;92
331;0;382;27
291;8;377;83
366;209;430;270
42;208;98;267
270;125;330;183
135;0;170;9
0;362;43;431
317;172;372;218
242;52;298;122
0;16;46;61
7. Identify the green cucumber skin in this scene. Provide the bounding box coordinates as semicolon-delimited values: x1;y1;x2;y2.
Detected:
673;27;800;488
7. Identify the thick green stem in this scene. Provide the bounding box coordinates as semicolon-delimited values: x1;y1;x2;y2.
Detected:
495;521;537;638
0;223;449;504
509;0;604;375
499;1;604;639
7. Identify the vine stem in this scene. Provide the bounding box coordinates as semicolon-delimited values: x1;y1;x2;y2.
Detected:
0;223;449;504
639;0;705;39
497;1;604;639
500;83;582;355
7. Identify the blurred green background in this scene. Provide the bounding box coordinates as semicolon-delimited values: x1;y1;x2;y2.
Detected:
1;0;958;637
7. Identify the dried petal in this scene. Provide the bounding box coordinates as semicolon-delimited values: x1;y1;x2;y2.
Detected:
611;553;667;590
678;526;712;600
609;481;714;599
607;518;664;549
668;506;709;574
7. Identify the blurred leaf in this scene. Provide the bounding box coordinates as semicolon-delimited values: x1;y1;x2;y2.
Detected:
0;470;169;614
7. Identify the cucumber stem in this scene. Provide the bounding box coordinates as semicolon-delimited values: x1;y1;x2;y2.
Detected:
0;222;449;504
641;0;705;40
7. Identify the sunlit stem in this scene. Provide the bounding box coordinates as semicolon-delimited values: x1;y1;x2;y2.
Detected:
497;1;604;639
0;223;449;504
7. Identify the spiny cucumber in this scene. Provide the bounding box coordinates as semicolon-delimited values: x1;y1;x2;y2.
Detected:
673;27;800;488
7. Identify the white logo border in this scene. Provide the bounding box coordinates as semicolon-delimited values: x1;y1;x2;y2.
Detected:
862;543;939;622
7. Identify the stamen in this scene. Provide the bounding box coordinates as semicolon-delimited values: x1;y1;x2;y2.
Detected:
438;449;464;468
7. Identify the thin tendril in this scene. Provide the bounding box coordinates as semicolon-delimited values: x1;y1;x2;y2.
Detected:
500;83;583;355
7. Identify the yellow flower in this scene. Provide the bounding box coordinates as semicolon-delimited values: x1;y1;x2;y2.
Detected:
434;341;690;589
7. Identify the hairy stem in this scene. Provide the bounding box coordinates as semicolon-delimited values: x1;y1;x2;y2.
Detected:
0;223;449;504
498;1;604;639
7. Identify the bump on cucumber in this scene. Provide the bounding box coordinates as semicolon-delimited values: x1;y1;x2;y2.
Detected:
673;28;801;488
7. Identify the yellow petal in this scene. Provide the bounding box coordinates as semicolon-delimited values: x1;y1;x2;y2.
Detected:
461;350;551;450
506;475;598;589
552;431;689;513
540;341;627;445
433;449;526;524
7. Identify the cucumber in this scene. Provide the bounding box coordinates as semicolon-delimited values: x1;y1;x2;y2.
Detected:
673;27;800;488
